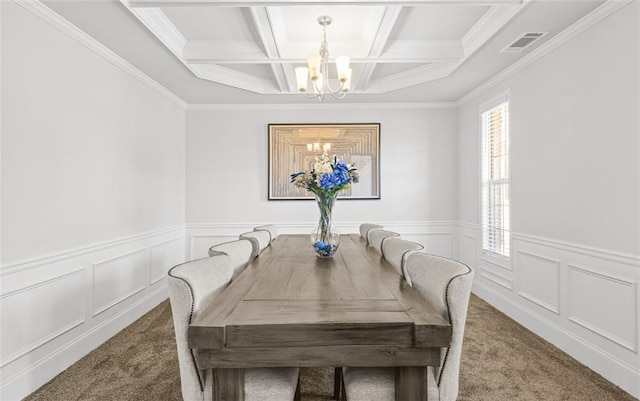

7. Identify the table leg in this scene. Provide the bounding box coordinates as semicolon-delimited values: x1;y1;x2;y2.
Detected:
204;369;214;401
213;368;245;401
394;366;426;401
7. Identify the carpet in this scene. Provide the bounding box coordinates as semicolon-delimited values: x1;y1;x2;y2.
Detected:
24;294;637;401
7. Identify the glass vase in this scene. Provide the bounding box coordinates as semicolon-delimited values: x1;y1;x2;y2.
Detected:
311;192;340;258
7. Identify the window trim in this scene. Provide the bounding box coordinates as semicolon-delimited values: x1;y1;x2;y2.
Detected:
479;90;511;260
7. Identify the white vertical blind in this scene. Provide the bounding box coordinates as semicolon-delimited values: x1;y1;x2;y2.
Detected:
481;101;510;257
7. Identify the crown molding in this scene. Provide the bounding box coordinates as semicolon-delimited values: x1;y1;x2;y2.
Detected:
186;102;457;110
15;0;187;109
456;0;633;106
128;0;524;6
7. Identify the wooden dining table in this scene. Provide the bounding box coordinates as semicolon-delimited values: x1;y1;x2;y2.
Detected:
188;234;451;401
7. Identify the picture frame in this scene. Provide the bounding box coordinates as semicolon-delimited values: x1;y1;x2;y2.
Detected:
268;123;380;200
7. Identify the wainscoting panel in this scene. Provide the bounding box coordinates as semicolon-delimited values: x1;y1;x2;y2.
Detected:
0;270;85;368
479;265;513;290
517;251;560;314
150;237;185;285
457;221;640;399
92;249;148;317
568;264;637;352
0;226;185;401
459;233;477;269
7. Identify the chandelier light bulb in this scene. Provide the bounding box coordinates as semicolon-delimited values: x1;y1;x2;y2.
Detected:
335;56;350;82
307;54;322;80
295;67;309;91
343;69;352;92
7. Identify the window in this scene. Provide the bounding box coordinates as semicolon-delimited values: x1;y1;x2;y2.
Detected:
481;99;510;257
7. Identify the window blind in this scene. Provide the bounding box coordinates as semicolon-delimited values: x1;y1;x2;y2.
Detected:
481;101;510;257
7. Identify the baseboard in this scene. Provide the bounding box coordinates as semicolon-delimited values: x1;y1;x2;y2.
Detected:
472;281;640;399
0;286;168;401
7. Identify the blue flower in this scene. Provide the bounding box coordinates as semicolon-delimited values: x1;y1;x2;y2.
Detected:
319;172;341;189
290;153;358;194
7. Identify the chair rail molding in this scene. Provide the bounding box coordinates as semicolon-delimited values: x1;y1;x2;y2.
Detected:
185;220;458;261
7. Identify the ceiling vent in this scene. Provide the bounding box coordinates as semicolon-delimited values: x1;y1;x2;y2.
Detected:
501;32;548;53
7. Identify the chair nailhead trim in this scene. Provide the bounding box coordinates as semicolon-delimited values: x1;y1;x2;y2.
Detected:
168;263;205;392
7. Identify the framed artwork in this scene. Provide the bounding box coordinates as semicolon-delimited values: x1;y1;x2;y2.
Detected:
268;123;380;200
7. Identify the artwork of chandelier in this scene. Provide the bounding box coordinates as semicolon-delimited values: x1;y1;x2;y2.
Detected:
295;16;352;102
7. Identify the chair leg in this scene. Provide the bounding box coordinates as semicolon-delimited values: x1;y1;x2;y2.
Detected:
333;367;342;400
295;375;301;401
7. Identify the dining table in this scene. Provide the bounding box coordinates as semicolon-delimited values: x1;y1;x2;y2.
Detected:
188;233;452;401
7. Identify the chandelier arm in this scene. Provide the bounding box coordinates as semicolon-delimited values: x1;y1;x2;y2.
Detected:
328;88;348;99
320;59;347;97
300;91;320;99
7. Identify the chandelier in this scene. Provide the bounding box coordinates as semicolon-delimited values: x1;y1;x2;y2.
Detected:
295;16;352;102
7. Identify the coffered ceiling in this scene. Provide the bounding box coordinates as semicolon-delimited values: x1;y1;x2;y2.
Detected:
42;0;608;104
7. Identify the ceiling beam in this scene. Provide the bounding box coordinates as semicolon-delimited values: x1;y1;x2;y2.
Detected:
353;5;402;92
183;40;463;63
249;7;291;92
128;0;524;7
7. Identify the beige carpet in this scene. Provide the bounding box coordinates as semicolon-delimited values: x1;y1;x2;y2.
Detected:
25;294;637;401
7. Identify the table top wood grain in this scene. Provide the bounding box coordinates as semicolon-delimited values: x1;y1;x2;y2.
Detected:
189;234;451;369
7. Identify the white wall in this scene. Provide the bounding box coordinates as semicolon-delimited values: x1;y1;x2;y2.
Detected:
185;107;459;259
457;2;639;397
0;2;186;399
2;0;638;400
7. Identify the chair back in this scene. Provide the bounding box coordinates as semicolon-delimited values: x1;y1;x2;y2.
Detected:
381;237;424;278
240;230;271;256
208;238;255;279
367;229;400;254
254;224;278;243
359;223;382;244
167;255;233;401
404;253;475;401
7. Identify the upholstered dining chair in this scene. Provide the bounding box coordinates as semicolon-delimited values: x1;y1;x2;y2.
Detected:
240;230;271;256
340;253;475;401
254;224;278;243
381;237;424;280
367;229;400;255
167;254;300;401
208;238;256;280
358;223;383;245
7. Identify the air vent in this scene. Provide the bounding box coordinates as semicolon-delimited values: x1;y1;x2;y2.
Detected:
501;32;548;53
